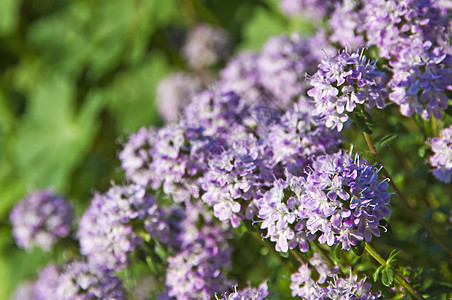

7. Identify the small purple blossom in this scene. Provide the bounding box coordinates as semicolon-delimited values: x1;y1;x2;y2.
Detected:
55;261;126;300
78;184;157;269
429;126;452;183
10;190;73;251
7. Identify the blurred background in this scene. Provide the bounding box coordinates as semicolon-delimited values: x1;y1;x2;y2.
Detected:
0;0;296;298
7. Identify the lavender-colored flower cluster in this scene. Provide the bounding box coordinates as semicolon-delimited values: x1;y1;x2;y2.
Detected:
290;253;380;299
258;151;391;252
183;23;229;70
326;0;452;120
10;190;73;251
55;261;126;300
164;204;232;299
216;282;270;300
78;184;158;269
429;126;452;183
307;49;387;131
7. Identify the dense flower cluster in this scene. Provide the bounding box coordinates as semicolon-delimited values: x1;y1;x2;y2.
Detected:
55;261;126;300
258;151;392;252
216;282;270;300
183;23;229;70
9;1;452;299
290;253;380;299
165;204;232;299
307;49;387;131
78;184;158;269
429;125;452;183
10;190;73;251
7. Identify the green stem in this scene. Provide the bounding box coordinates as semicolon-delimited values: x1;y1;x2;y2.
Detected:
364;133;452;257
364;243;425;300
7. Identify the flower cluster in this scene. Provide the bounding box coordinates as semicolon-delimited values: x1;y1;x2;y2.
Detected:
164;204;232;299
290;253;380;299
429;125;452;183
10;190;73;251
78;184;158;269
258;32;332;106
307;49;387;131
55;261;126;300
216;282;270;300
258;151;392;252
33;263;60;300
183;23;229;70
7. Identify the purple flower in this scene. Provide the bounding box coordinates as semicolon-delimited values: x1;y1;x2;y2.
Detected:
258;151;392;251
328;0;365;50
216;282;270;300
183;23;229;70
279;0;337;22
33;263;60;300
78;184;157;270
388;50;451;120
156;72;204;123
10;190;73;251
258;32;333;106
219;51;263;103
290;253;380;299
55;261;126;300
165;204;232;300
307;49;387;131
429;126;452;183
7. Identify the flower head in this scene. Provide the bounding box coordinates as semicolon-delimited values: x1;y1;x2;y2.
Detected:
10;190;73;251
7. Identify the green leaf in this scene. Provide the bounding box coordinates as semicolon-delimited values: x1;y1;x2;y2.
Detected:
239;6;286;51
330;243;342;263
381;267;394;287
349;109;374;134
375;133;398;150
387;249;401;265
373;265;385;282
0;0;20;36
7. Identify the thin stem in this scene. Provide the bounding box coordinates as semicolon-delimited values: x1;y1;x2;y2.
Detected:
364;243;425;300
364;132;452;257
431;116;438;137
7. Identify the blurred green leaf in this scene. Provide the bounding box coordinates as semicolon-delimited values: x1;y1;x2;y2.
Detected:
375;133;398;150
0;0;20;36
239;6;286;50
